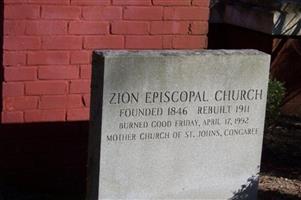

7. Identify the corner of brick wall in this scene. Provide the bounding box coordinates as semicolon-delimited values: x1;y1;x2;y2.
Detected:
1;0;210;123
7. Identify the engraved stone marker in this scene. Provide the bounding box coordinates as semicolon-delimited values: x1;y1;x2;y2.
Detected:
87;50;270;200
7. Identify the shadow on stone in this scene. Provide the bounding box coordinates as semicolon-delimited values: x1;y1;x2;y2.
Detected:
230;175;259;200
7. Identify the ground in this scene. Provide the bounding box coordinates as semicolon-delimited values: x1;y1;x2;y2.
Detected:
258;116;301;199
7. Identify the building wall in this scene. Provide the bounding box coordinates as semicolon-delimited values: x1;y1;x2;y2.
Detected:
1;0;210;123
271;39;301;117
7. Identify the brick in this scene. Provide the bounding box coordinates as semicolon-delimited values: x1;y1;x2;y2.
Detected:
151;21;189;34
192;0;210;7
25;109;66;122
68;95;84;108
4;0;27;4
83;6;122;20
84;36;124;49
4;20;26;35
71;51;91;64
40;95;83;109
5;5;40;19
42;36;82;50
71;0;110;5
4;96;39;111
173;35;207;49
67;108;90;121
190;22;208;34
28;0;70;4
83;94;90;107
164;7;209;20
153;0;191;6
69;21;109;35
42;6;81;20
4;36;41;50
112;21;149;35
27;51;69;65
80;65;92;79
124;7;163;20
163;35;173;49
70;80;91;94
26;21;67;35
126;36;162;49
5;67;37;81
34;93;68;108
38;65;79;80
25;81;68;95
112;0;151;5
3;52;26;66
1;111;24;123
3;82;24;97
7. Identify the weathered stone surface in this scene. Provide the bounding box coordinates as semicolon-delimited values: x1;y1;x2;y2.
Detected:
88;50;270;200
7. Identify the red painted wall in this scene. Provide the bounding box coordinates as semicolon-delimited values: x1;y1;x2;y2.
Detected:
1;0;209;123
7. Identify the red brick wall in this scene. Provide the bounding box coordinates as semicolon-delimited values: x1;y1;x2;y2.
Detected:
1;0;209;123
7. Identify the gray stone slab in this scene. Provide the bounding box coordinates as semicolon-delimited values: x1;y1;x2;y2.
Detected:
87;50;270;200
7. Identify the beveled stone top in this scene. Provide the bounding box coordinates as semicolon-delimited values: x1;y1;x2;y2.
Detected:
93;49;267;57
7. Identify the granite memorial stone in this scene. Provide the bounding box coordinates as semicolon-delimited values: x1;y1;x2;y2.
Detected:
87;50;270;200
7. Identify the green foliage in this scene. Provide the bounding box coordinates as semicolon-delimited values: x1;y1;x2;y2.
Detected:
265;79;286;128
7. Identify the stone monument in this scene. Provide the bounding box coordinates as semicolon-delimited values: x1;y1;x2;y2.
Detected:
87;50;270;200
